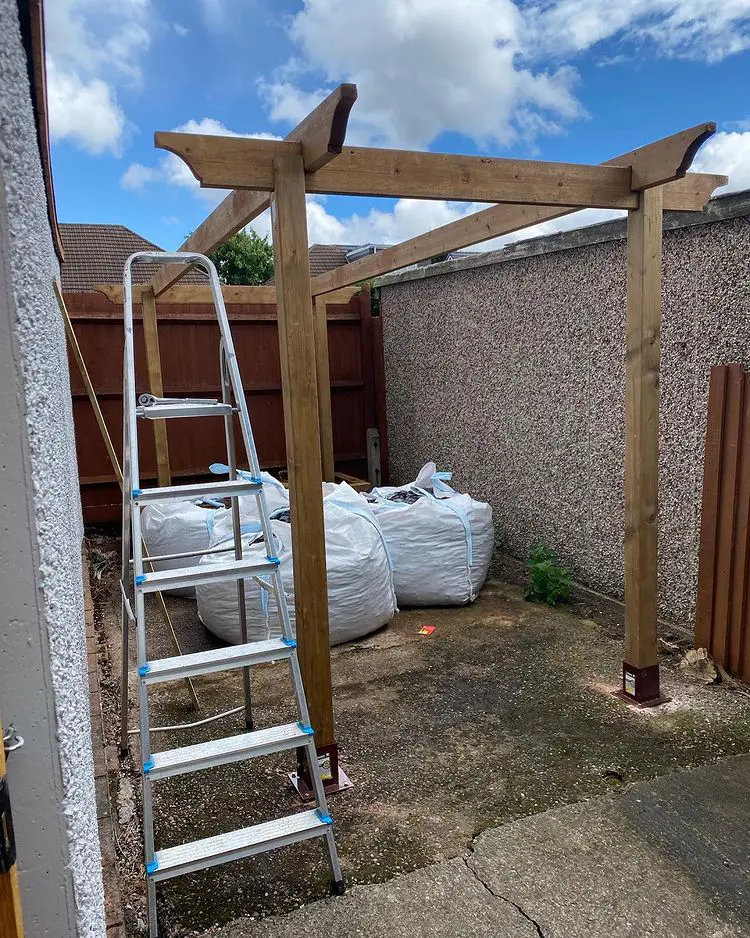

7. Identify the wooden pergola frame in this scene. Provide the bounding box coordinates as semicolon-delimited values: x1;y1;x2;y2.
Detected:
102;84;727;783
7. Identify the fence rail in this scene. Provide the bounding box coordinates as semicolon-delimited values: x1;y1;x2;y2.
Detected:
65;290;387;523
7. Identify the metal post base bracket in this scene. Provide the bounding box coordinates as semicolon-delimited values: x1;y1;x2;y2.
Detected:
614;662;671;708
290;743;353;801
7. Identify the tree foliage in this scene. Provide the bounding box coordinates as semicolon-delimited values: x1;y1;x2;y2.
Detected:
209;230;274;285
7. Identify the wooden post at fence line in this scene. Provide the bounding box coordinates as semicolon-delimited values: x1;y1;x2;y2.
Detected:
313;295;336;482
271;152;338;784
621;185;665;706
141;286;171;487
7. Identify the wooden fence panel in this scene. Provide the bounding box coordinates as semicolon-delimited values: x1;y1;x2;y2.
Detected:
65;291;386;522
696;363;750;681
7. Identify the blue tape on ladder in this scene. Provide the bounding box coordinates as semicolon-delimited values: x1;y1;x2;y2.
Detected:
280;637;297;648
135;574;146;585
251;476;263;485
143;758;154;774
297;722;314;736
315;808;333;825
146;859;159;876
138;663;151;677
132;488;141;498
266;555;281;565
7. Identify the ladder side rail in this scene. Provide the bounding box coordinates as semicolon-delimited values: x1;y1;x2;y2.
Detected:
123;254;158;932
202;257;280;559
221;342;253;730
119;342;134;753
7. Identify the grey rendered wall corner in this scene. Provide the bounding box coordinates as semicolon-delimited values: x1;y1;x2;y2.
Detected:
0;0;105;934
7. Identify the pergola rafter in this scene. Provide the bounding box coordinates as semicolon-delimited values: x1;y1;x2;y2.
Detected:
310;170;726;296
114;84;727;781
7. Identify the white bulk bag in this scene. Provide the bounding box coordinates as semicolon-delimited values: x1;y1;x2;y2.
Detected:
141;500;218;597
368;462;493;606
196;482;397;645
207;465;290;547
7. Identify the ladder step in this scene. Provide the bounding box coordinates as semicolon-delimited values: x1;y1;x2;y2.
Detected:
150;810;331;882
137;401;234;419
146;722;313;781
141;637;295;684
135;556;278;593
134;478;262;503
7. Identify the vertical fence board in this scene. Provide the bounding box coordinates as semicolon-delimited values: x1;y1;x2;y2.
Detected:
710;365;744;663
695;367;728;648
729;373;750;674
696;363;750;682
64;292;387;522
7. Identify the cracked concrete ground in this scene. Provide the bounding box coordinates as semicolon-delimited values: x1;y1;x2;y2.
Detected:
88;534;750;936
207;755;750;938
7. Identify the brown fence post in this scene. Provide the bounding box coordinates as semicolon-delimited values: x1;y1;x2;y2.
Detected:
141;287;171;487
313;295;336;482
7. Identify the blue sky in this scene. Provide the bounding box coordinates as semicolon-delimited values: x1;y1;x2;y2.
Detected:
46;0;750;253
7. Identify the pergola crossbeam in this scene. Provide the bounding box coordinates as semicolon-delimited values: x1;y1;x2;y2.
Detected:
157;121;718;211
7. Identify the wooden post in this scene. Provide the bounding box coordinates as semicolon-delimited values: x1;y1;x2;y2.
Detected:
313;295;336;482
271;153;338;779
622;185;665;705
0;714;25;938
141;287;171;487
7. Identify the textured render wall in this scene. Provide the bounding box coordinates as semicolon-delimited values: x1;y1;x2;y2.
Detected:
379;212;750;628
0;2;105;935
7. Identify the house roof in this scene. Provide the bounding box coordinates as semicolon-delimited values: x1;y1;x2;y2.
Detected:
265;244;359;285
60;223;206;293
265;242;480;285
309;243;359;277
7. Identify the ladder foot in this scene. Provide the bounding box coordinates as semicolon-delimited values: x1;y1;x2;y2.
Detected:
331;878;347;896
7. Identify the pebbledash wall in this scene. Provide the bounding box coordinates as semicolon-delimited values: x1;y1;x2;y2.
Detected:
0;1;105;935
377;191;750;629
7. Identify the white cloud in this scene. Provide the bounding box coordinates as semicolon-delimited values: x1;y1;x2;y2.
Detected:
47;62;127;155
259;0;750;151
260;0;583;150
121;162;159;190
45;0;153;154
525;0;750;62
692;130;750;193
257;82;328;127
174;23;189;37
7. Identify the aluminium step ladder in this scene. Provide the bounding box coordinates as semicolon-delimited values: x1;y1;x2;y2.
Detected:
119;251;344;938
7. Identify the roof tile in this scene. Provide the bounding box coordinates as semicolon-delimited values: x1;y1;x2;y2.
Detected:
60;224;206;292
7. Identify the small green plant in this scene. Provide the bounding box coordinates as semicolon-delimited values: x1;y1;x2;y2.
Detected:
524;544;572;606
